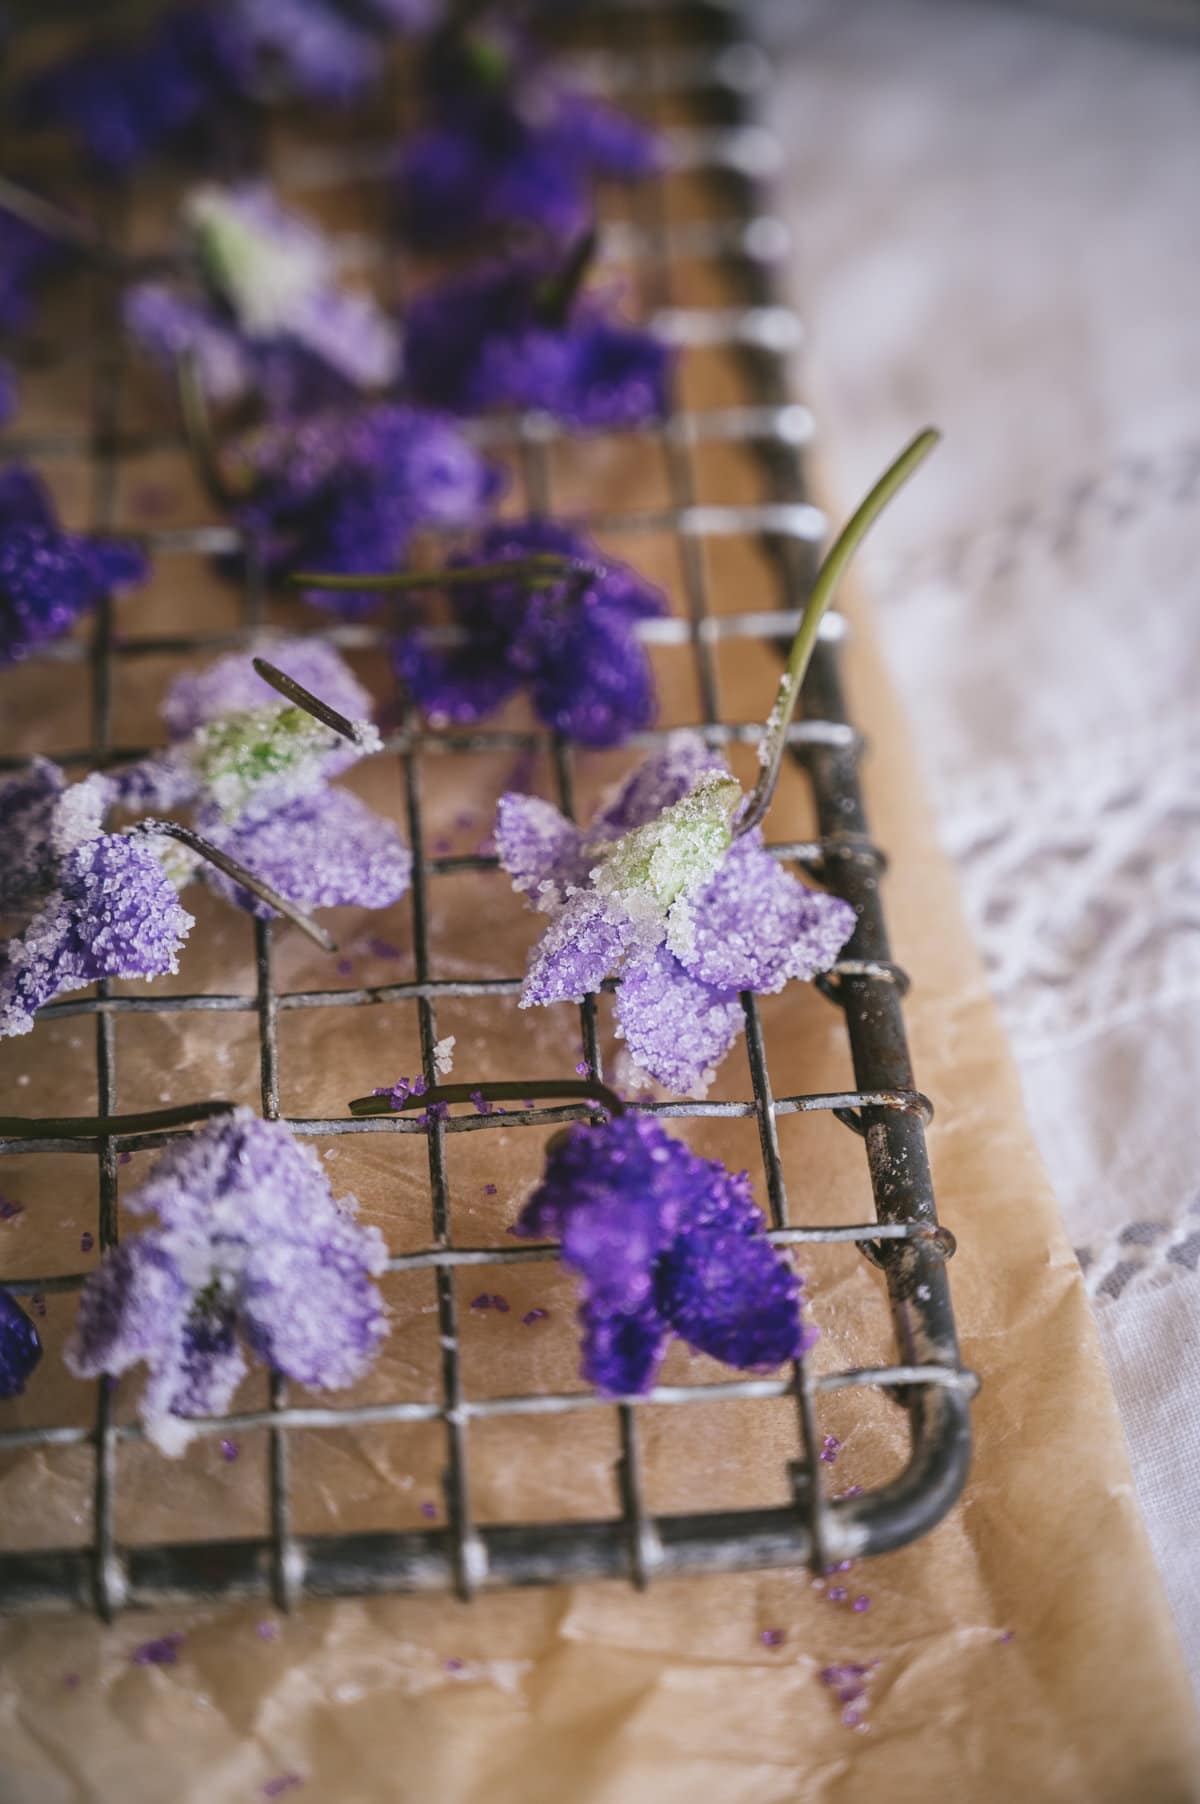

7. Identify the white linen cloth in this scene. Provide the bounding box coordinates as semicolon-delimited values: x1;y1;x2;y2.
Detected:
762;0;1200;1694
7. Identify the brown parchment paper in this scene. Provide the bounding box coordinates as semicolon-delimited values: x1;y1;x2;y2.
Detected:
1;64;1199;1804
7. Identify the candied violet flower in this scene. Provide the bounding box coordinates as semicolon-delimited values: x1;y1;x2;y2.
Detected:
495;732;856;1092
235;0;380;104
111;646;412;922
66;1110;387;1454
515;1115;811;1395
0;463;147;666
0;1291;43;1399
397;22;658;246
0;825;193;1039
225;406;499;614
20;5;252;175
394;518;664;745
404;253;671;428
125;185;400;410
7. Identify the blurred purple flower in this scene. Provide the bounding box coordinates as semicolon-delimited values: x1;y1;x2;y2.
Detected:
227;405;500;616
404;253;671;428
496;732;856;1092
515;1115;811;1394
0;202;70;335
397;22;658;245
66;1110;387;1453
395;517;663;745
0;1291;43;1399
0;464;147;667
125;184;400;410
20;5;252;175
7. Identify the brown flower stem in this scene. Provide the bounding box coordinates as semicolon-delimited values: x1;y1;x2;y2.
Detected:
347;1079;625;1119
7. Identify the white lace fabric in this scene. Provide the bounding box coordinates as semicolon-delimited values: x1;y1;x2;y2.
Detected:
767;0;1200;1694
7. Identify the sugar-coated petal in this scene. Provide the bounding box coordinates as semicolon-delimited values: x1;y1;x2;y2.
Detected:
66;1236;192;1377
0;835;193;1037
657;1220;808;1372
139;1303;250;1454
520;890;631;1006
393;625;521;723
614;946;743;1094
235;0;378;103
0;482;149;666
669;834;857;992
197;788;412;917
242;1221;388;1389
0;1291;43;1399
524;591;658;747
563;320;673;430
580;1298;667;1396
494;792;588;911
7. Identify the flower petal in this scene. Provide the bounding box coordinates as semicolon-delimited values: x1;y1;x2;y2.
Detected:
495;791;588;911
668;834;857;992
197;789;412;917
580;1298;668;1397
520;890;631;1007
657;1223;810;1372
614;945;743;1094
0;1292;42;1399
241;1220;388;1391
163;639;372;743
589;731;726;841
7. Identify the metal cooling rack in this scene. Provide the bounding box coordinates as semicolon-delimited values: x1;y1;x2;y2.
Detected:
0;0;975;1618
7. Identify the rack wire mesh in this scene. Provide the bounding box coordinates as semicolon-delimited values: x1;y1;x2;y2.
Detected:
0;0;975;1618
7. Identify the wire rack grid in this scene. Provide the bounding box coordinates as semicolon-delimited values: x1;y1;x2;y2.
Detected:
0;0;975;1620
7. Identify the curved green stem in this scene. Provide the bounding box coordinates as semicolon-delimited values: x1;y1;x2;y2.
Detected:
0;1102;236;1141
736;427;940;838
290;553;594;594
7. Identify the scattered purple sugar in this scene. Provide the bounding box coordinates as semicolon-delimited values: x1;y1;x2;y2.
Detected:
852;1595;871;1613
470;1293;509;1313
522;1308;549;1326
820;1434;841;1464
262;1775;303;1799
80;1231;94;1253
483;1183;497;1197
444;1657;465;1674
420;1501;437;1520
760;1628;785;1649
337;957;354;977
454;811;475;830
469;1090;494;1115
574;1061;591;1076
523;1098;536;1110
837;1483;864;1500
420;1102;449;1124
62;1671;81;1689
999;1629;1016;1644
0;1195;24;1223
827;1587;847;1604
132;1631;185;1667
220;1437;239;1462
368;938;401;959
118;1152;133;1167
256;1620;280;1641
434;837;452;855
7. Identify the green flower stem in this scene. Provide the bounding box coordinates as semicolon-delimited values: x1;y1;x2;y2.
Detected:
290;553;596;594
0;1102;236;1140
131;821;336;953
176;350;249;509
347;1079;625;1119
534;226;599;328
737;427;940;839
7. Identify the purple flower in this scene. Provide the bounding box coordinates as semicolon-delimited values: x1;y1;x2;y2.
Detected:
0;202;70;335
0;364;15;427
66;1110;388;1455
0;1291;43;1399
516;1115;812;1394
226;406;499;615
236;0;380;104
0;463;147;666
0;817;194;1039
496;732;857;1092
394;518;663;745
397;25;657;246
21;5;252;175
0;758;69;915
404;254;672;428
126;185;400;410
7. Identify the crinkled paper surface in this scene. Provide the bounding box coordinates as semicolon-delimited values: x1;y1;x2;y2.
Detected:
0;57;1197;1804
